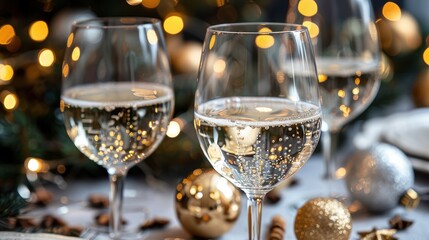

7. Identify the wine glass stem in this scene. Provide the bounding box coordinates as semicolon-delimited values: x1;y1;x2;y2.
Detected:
322;129;340;183
246;193;265;240
108;170;127;239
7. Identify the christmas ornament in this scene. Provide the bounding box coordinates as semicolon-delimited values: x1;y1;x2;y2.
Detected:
358;228;398;240
294;197;352;240
345;143;418;212
388;215;414;231
175;169;241;238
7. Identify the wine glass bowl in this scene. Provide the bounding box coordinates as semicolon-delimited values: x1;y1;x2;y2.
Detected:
287;0;381;183
60;17;173;238
194;23;322;239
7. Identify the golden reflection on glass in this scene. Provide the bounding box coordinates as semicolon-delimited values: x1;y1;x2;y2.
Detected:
147;29;158;44
298;0;318;17
29;20;49;42
209;35;216;50
142;0;160;8
382;2;401;21
318;74;327;83
0;24;15;45
302;20;319;38
62;64;69;78
0;64;14;81
38;49;55;67
71;47;80;61
163;15;184;35
67;33;74;48
255;27;274;49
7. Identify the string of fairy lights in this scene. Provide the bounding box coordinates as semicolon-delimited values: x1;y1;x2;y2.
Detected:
0;0;428;174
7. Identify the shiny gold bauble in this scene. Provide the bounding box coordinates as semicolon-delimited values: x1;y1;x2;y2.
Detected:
175;169;241;238
294;197;352;240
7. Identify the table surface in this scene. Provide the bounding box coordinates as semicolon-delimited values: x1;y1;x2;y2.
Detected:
19;154;429;240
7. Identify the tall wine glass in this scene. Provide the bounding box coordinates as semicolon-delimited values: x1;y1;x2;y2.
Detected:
194;23;322;240
287;0;380;189
60;17;174;239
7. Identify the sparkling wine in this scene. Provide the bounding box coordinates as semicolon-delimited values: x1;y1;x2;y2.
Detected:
194;97;321;192
317;57;379;130
61;82;173;169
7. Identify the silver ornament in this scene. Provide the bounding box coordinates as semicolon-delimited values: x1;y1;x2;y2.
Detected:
345;143;414;212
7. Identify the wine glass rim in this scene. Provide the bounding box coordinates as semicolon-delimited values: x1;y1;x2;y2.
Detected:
72;17;161;29
207;22;308;34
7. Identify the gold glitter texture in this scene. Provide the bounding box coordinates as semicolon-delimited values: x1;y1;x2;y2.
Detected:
294;197;352;240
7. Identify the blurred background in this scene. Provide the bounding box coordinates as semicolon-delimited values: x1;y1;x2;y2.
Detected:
0;0;428;193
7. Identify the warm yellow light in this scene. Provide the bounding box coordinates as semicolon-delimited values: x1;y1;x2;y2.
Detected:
318;74;327;83
298;0;318;17
0;64;14;81
336;167;347;179
27;158;43;172
0;24;15;45
209;35;216;50
72;47;80;61
67;33;74;48
126;0;142;5
142;0;160;8
303;20;319;38
423;48;429;65
147;29;158;44
166;120;181;138
163;15;184;35
337;90;345;98
29;21;49;42
382;2;401;21
3;92;18;110
255;27;274;49
213;59;226;73
38;49;55;67
352;87;360;95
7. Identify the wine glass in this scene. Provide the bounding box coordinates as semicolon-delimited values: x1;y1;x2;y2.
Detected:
60;17;174;239
194;23;322;240
287;0;381;191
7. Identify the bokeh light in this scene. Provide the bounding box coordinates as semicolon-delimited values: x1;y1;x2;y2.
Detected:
0;64;14;81
126;0;142;6
298;0;318;17
142;0;160;8
382;2;402;21
0;24;15;45
166;120;181;138
1;91;18;110
255;27;274;49
29;20;49;42
303;20;319;38
38;49;55;67
163;15;184;35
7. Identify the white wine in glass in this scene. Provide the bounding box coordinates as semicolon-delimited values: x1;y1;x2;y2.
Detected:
194;23;322;240
287;0;381;190
61;17;174;239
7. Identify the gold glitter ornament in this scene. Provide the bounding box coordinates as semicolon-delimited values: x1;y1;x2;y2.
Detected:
175;169;241;238
294;197;352;240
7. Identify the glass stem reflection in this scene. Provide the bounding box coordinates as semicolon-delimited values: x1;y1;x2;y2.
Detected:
109;170;127;239
322;128;340;188
246;193;265;240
